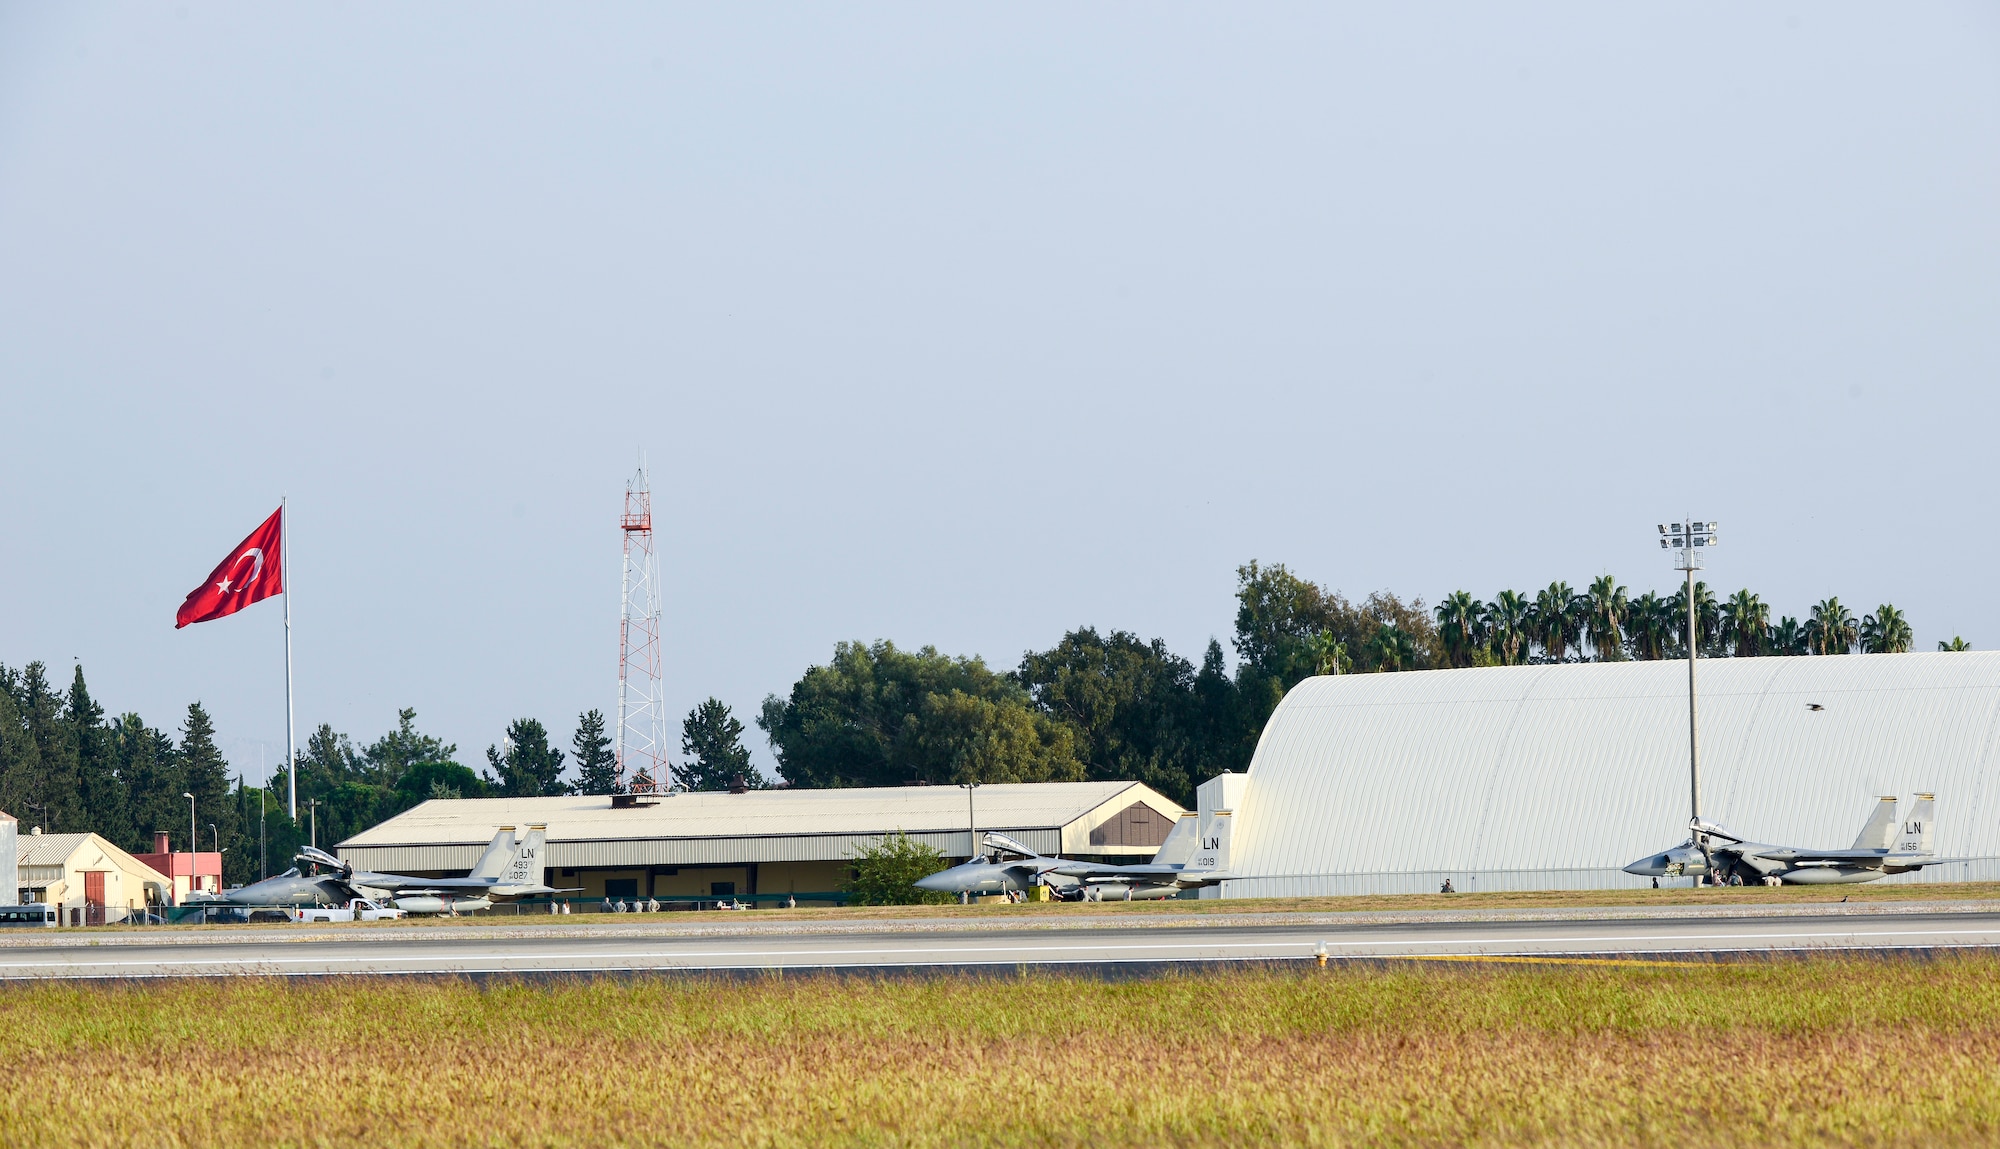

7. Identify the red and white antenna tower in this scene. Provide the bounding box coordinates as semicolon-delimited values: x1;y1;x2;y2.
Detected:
616;462;669;793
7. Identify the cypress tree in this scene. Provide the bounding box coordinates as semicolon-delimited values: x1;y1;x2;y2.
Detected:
178;703;237;856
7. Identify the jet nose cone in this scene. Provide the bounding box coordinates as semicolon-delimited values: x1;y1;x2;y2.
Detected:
912;872;951;892
1623;854;1666;877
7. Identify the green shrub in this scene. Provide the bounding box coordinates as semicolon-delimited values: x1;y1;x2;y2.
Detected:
846;831;954;905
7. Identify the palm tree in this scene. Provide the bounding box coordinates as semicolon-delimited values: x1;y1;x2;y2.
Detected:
1485;591;1533;666
1665;580;1720;655
1806;598;1858;655
1309;630;1350;676
1770;616;1809;656
1941;636;1972;651
1433;591;1485;669
1369;624;1416;672
1720;590;1770;657
1580;575;1628;662
1532;581;1583;662
1860;604;1912;654
1625;591;1674;660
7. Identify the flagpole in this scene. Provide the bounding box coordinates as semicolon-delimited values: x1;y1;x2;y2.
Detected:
283;496;296;820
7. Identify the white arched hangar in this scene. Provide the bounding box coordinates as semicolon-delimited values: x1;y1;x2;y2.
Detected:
1224;652;2000;896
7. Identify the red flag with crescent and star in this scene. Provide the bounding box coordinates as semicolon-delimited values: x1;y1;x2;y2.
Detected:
175;507;285;628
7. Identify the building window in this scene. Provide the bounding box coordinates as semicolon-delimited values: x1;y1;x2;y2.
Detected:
603;879;639;900
710;882;735;897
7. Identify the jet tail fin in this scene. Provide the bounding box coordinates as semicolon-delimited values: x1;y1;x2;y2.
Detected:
499;826;547;889
1893;794;1936;857
1851;798;1898;851
1150;814;1199;866
468;827;519;879
1187;811;1232;873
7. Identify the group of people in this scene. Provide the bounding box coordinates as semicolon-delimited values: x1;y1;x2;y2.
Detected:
541;893;805;913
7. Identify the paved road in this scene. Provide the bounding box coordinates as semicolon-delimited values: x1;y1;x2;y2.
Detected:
5;908;2000;978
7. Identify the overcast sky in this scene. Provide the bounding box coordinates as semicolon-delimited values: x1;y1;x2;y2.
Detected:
2;5;1996;782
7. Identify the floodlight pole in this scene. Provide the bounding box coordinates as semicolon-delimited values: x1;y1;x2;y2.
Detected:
1686;557;1700;826
1660;518;1718;878
961;782;982;860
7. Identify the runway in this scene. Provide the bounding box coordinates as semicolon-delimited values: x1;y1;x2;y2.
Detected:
5;905;2000;979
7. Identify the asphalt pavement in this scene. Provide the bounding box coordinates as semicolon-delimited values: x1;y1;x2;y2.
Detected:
4;903;2000;979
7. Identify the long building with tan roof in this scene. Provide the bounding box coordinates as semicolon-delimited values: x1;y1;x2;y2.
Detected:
338;780;1185;903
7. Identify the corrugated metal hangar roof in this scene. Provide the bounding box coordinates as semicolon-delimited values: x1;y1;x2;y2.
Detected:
1227;652;2000;896
338;781;1184;872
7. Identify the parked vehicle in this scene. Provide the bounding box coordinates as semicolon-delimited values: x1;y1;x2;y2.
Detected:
0;904;56;927
286;897;407;923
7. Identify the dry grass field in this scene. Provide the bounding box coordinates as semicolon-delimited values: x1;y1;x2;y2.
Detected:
5;957;2000;1147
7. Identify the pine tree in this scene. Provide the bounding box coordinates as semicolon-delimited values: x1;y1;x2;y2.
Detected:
0;667;43;830
483;718;569;797
115;714;180;854
68;665;130;848
679;698;763;791
9;663;83;832
571;709;621;795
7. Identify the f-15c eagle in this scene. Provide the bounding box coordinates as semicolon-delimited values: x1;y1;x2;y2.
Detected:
1624;794;1967;886
912;812;1232;901
295;824;575;913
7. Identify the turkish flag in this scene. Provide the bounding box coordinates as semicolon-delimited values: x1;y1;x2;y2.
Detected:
175;507;285;628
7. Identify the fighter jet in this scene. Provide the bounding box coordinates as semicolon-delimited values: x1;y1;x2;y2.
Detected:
296;824;571;913
1050;811;1232;900
913;812;1233;901
1624;794;1963;886
184;866;353;909
909;833;1077;898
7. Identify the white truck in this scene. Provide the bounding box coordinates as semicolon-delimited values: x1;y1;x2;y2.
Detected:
286;897;406;924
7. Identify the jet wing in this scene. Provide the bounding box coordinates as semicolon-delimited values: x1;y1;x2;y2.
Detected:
1747;848;1896;864
1052;862;1184;878
348;871;500;893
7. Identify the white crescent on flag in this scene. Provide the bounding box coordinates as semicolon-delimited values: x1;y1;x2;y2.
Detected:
215;547;265;594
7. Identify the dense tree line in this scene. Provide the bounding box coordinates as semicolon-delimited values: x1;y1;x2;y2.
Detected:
0;663;255;883
1430;578;1940;667
757;562;1965;807
2;560;1966;863
755;562;1438;806
0;653;773;886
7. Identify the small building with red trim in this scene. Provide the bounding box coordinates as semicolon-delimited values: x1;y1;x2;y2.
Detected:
133;831;225;904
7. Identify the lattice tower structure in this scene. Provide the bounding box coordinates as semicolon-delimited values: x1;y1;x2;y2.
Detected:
616;466;669;792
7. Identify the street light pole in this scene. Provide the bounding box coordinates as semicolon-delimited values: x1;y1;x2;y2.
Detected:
1659;519;1719;880
182;792;196;899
